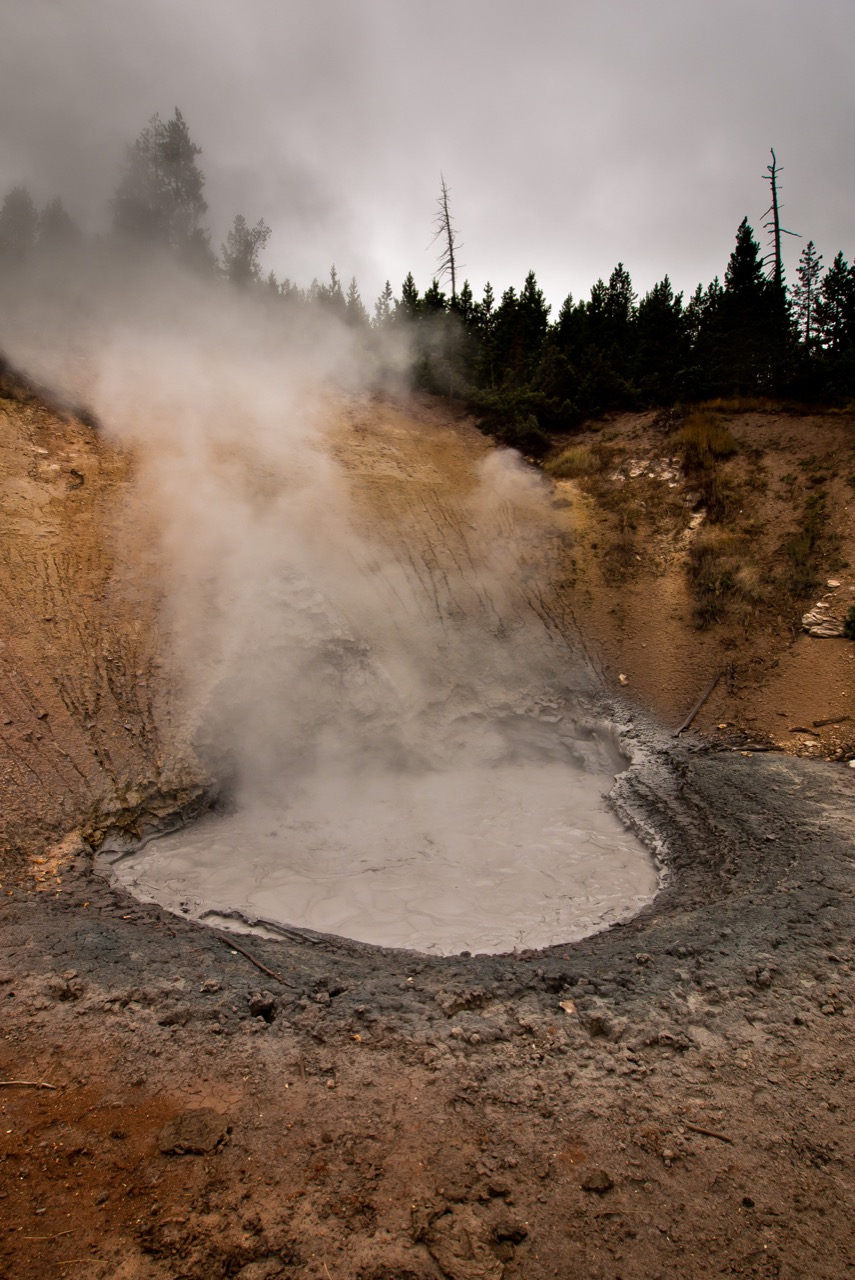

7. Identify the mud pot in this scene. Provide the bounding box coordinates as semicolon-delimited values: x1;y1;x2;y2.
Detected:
2;383;855;1280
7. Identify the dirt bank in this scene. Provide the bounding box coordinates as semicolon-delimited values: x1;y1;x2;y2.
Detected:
2;382;855;1279
545;406;855;759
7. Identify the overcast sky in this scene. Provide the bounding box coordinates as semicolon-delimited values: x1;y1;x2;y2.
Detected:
2;0;853;309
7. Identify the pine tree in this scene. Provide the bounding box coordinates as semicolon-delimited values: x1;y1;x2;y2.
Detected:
454;279;475;327
816;252;855;354
634;276;686;402
791;241;823;349
421;279;447;313
345;277;369;326
0;186;38;263
397;272;420;323
373;280;394;327
815;252;855;399
38;198;82;254
220;215;271;285
474;282;497;388
432;175;462;302
113;109;209;261
321;265;347;316
718;218;788;394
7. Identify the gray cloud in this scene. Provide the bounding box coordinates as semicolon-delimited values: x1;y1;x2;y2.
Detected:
2;0;853;306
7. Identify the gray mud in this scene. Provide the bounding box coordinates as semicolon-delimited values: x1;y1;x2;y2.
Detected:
5;711;854;1037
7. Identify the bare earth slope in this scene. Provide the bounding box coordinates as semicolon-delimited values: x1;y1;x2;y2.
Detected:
0;366;205;859
2;385;855;1280
546;407;855;758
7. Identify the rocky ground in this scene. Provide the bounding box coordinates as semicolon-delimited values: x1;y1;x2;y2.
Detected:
2;373;855;1278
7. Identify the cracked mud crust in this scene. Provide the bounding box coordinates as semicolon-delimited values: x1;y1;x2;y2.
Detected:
2;382;855;1278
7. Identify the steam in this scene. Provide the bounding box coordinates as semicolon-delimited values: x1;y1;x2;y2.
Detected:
0;256;604;815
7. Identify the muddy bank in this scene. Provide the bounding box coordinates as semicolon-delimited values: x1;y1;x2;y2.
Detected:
4;716;855;1278
5;714;854;1035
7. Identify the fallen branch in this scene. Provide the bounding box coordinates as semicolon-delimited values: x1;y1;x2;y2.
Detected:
674;671;722;737
684;1121;733;1143
217;935;296;987
813;715;851;728
0;1080;57;1089
24;1231;74;1240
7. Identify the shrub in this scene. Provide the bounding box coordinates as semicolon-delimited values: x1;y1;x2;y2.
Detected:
677;412;739;467
844;606;855;641
545;444;598;480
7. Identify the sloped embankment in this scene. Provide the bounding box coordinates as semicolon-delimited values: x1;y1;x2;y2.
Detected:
0;365;206;860
544;407;855;758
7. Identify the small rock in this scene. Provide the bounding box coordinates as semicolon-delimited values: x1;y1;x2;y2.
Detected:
493;1214;527;1243
248;991;277;1022
580;1168;613;1193
157;1109;229;1155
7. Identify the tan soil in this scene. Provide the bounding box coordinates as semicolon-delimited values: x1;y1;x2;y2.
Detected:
2;379;855;1279
546;408;855;758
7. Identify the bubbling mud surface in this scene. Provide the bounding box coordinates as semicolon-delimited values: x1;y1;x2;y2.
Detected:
102;717;657;955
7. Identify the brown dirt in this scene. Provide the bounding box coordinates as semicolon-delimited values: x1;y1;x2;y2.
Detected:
547;407;855;759
2;380;855;1279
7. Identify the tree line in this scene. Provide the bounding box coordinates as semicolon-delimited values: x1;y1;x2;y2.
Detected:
1;110;853;449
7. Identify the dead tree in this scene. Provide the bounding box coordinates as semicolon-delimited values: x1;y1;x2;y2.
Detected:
432;174;463;303
762;148;799;288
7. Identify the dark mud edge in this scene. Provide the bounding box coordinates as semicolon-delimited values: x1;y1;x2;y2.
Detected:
3;710;854;1049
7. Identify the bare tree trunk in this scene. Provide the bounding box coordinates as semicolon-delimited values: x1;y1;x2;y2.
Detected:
433;174;462;303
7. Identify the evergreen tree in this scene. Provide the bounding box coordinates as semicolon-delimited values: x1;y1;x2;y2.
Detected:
421;279;447;313
718;218;787;394
452;279;475;327
397;272;420;323
320;265;347;316
816;252;855;354
345;276;369;326
113;108;210;262
791;241;823;350
634;275;687;402
373;280;394;327
815;252;855;399
220;214;271;285
473;281;497;388
0;186;38;263
38;197;82;254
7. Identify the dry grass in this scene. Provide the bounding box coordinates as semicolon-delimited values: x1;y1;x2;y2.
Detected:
677;412;738;465
545;444;600;480
686;528;762;628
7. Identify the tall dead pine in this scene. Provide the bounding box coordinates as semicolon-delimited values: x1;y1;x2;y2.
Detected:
432;174;463;303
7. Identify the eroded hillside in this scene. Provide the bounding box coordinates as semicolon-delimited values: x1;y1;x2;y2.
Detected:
545;406;855;759
0;366;205;859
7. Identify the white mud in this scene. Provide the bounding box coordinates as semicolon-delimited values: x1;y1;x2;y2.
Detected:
102;718;657;956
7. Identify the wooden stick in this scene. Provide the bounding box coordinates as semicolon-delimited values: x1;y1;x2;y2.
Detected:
674;671;722;737
684;1121;733;1143
0;1080;57;1089
24;1231;74;1240
217;935;295;987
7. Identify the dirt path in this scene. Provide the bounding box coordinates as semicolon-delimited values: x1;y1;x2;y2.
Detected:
2;382;855;1278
